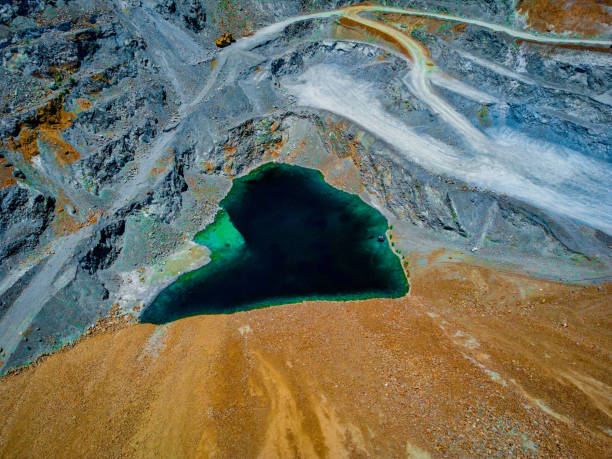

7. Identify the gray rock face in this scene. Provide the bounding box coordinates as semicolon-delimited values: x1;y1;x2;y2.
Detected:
154;0;207;32
0;0;610;373
80;220;126;275
0;0;48;26
0;186;54;263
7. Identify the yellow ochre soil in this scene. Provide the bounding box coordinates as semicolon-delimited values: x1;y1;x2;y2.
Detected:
0;157;16;190
8;96;79;167
517;0;612;37
0;259;610;458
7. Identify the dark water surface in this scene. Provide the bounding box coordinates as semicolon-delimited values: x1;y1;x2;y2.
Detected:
141;163;407;324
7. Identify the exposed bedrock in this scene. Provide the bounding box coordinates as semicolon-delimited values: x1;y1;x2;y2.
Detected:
0;0;610;372
80;219;126;275
0;185;54;263
218;111;612;269
0;217;126;370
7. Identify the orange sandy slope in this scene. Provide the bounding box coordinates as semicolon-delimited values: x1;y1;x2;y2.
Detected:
0;258;610;458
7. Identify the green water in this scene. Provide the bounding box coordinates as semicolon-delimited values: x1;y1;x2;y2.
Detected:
141;163;408;324
193;209;245;260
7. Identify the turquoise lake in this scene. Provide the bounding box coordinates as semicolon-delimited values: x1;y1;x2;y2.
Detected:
140;163;408;324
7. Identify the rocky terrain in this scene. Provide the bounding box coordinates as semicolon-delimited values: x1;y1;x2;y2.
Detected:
0;0;610;457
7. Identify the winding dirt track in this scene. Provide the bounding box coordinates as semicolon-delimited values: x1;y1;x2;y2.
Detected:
340;7;491;150
347;4;612;46
1;5;611;457
4;2;610;372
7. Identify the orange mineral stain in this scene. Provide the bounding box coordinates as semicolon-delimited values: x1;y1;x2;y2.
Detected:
8;96;80;167
0;156;16;189
516;0;612;38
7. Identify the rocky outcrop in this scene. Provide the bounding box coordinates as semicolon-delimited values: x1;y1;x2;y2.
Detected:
0;0;610;375
79;220;126;275
154;0;207;33
0;186;54;263
209;118;283;176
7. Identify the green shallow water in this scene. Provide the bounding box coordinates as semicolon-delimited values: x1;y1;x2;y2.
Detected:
141;163;408;324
